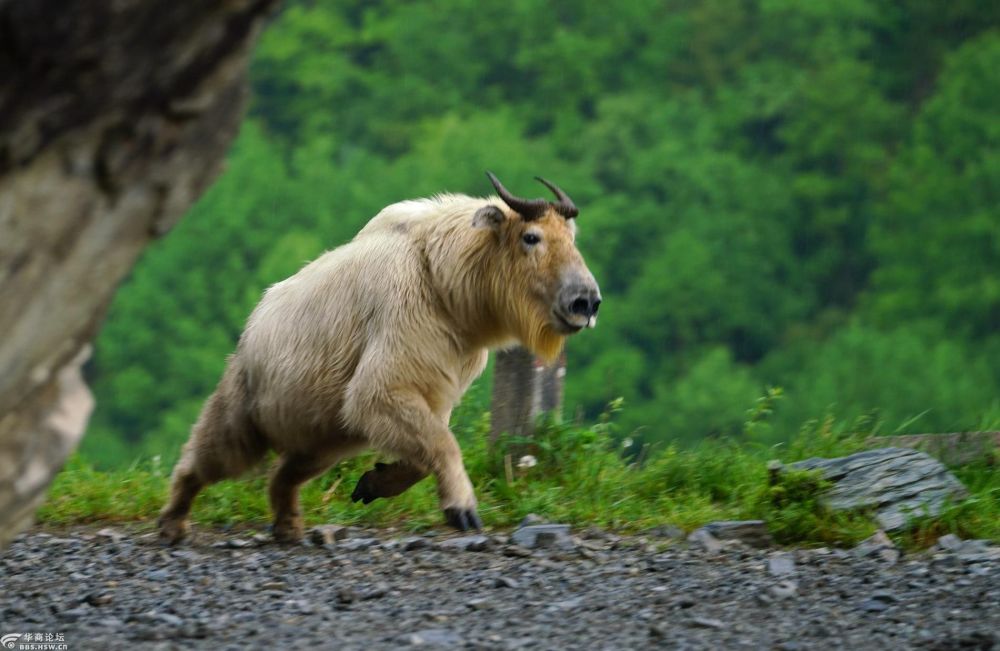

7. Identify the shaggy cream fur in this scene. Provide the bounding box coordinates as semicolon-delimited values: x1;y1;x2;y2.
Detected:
158;192;598;543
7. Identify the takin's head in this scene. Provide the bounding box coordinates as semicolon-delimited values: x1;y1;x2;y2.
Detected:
473;172;601;360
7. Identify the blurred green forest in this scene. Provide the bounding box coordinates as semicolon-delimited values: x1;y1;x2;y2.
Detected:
82;0;1000;467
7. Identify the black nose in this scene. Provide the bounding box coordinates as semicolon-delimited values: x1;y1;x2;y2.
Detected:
570;295;601;318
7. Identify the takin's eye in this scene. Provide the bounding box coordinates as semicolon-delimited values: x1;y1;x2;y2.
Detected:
522;232;542;246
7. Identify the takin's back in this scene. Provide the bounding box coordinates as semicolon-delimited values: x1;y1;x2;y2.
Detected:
235;195;487;446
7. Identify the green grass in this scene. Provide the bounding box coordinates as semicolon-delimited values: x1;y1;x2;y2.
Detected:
38;400;1000;548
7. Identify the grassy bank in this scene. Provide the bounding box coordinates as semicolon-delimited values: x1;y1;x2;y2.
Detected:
39;402;999;549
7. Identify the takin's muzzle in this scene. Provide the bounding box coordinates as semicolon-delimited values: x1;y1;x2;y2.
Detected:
554;272;602;333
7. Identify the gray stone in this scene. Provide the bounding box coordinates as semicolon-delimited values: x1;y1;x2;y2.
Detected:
510;524;573;549
870;590;897;603
213;538;253;549
855;530;893;551
549;597;584;610
858;598;890;613
789;447;967;530
853;530;899;564
768;552;796;576
156;613;184;627
58;607;89;622
129;627;168;642
145;569;170;582
403;537;431;551
361;582;390;600
935;535;1000;562
937;534;964;551
647;524;686;540
170;550;203;561
503;545;533;558
519;513;546;527
581;526;613;540
437;535;491;552
494;576;519;588
768;580;798;600
673;596;697;609
85;592;113;606
754;592;774;606
535;532;562;548
402;628;463;646
776;643;804;651
701;520;773;548
958;549;1000;563
338;538;379;552
687;616;726;630
309;525;349;546
687;528;723;553
95;528;124;543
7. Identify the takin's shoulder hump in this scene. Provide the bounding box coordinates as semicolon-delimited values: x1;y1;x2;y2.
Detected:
356;194;481;239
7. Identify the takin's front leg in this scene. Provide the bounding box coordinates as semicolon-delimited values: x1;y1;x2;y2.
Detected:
349;391;482;531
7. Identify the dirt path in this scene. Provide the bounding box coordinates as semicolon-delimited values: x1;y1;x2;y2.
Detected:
1;524;997;650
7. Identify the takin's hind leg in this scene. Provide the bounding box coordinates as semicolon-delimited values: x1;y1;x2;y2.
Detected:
158;390;267;545
350;461;428;504
269;441;365;544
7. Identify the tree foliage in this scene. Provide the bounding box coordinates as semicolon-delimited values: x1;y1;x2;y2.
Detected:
83;1;1000;465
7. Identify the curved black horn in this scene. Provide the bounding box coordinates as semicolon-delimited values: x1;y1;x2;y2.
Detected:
486;171;548;221
535;176;579;218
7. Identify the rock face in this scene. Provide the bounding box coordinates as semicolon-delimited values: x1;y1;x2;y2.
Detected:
790;447;968;530
0;0;279;549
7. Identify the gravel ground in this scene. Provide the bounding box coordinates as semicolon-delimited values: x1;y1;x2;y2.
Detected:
1;524;997;650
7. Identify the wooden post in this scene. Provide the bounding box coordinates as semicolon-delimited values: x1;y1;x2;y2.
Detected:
490;347;565;443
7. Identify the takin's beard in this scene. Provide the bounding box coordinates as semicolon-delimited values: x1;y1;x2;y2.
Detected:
509;301;566;364
474;264;566;362
527;325;566;364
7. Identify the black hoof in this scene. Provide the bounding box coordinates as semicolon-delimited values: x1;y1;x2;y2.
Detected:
444;507;482;532
350;463;387;504
349;482;374;504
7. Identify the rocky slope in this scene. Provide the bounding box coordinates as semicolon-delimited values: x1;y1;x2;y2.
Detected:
1;525;996;650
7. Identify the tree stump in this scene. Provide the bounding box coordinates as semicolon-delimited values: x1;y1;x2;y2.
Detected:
490;348;566;443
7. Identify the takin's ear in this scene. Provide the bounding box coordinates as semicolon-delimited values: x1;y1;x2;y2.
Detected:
472;204;505;230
